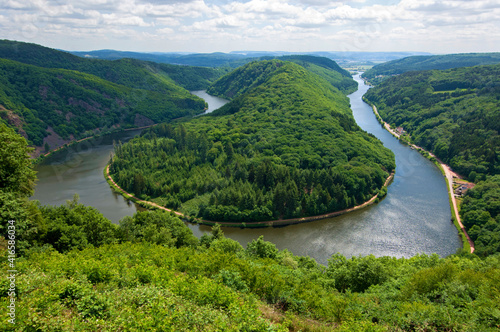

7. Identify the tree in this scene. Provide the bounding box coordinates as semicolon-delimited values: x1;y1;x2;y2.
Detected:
133;173;146;196
0;123;36;196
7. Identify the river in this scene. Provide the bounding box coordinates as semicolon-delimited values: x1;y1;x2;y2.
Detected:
31;77;461;265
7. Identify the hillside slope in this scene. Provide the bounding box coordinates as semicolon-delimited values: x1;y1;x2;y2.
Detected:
109;60;394;222
0;58;205;150
364;64;500;178
0;40;228;153
210;55;357;96
362;53;500;85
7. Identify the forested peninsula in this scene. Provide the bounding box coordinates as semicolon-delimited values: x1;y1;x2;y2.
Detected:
109;60;395;223
364;64;500;257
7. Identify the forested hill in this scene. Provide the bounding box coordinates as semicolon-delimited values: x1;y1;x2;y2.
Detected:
0;39;224;91
0;58;206;152
210;55;357;95
109;60;395;223
364;64;500;179
362;52;500;85
364;64;500;257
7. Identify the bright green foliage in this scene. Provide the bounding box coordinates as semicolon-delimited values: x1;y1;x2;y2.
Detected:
246;235;279;259
363;52;500;84
364;64;500;178
461;176;500;257
0;124;36;196
3;232;500;331
0;123;42;252
110;60;395;222
118;210;198;248
36;195;118;252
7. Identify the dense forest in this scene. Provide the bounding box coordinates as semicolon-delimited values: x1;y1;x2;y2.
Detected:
208;55;357;95
364;64;500;256
0;40;225;91
364;64;500;179
109;60;395;222
0;40;230;149
2;123;500;331
0;58;206;147
460;176;500;257
362;53;500;85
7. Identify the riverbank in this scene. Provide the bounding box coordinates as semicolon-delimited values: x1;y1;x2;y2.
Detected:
364;100;474;253
105;163;394;228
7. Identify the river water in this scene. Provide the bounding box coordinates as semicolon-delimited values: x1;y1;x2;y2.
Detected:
32;77;461;264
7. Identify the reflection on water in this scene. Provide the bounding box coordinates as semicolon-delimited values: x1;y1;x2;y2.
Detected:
191;90;229;114
32;130;148;222
32;84;460;265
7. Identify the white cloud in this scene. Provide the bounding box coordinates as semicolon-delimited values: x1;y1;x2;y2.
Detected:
0;0;499;53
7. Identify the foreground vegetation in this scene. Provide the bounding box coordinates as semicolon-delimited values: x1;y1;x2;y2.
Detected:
109;60;395;223
1;98;500;331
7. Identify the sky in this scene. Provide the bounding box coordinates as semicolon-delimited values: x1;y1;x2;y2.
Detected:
1;0;499;54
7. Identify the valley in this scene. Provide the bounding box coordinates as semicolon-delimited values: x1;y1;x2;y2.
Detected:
1;39;499;331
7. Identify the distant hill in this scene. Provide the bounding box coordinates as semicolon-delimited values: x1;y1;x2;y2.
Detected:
71;49;251;67
109;60;394;222
362;53;500;84
70;49;356;93
0;40;225;154
208;55;357;96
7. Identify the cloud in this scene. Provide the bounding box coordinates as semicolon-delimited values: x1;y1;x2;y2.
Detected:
0;0;499;53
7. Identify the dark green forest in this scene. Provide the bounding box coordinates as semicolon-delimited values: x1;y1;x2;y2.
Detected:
0;40;233;148
364;64;500;257
0;58;206;146
460;176;500;257
362;53;500;85
0;40;225;91
2;122;500;331
109;60;395;222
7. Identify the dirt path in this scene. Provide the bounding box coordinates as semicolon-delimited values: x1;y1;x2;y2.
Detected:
105;164;394;227
105;165;184;217
370;105;475;253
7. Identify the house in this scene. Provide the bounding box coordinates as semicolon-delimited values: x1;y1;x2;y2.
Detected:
454;183;475;196
395;127;406;135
